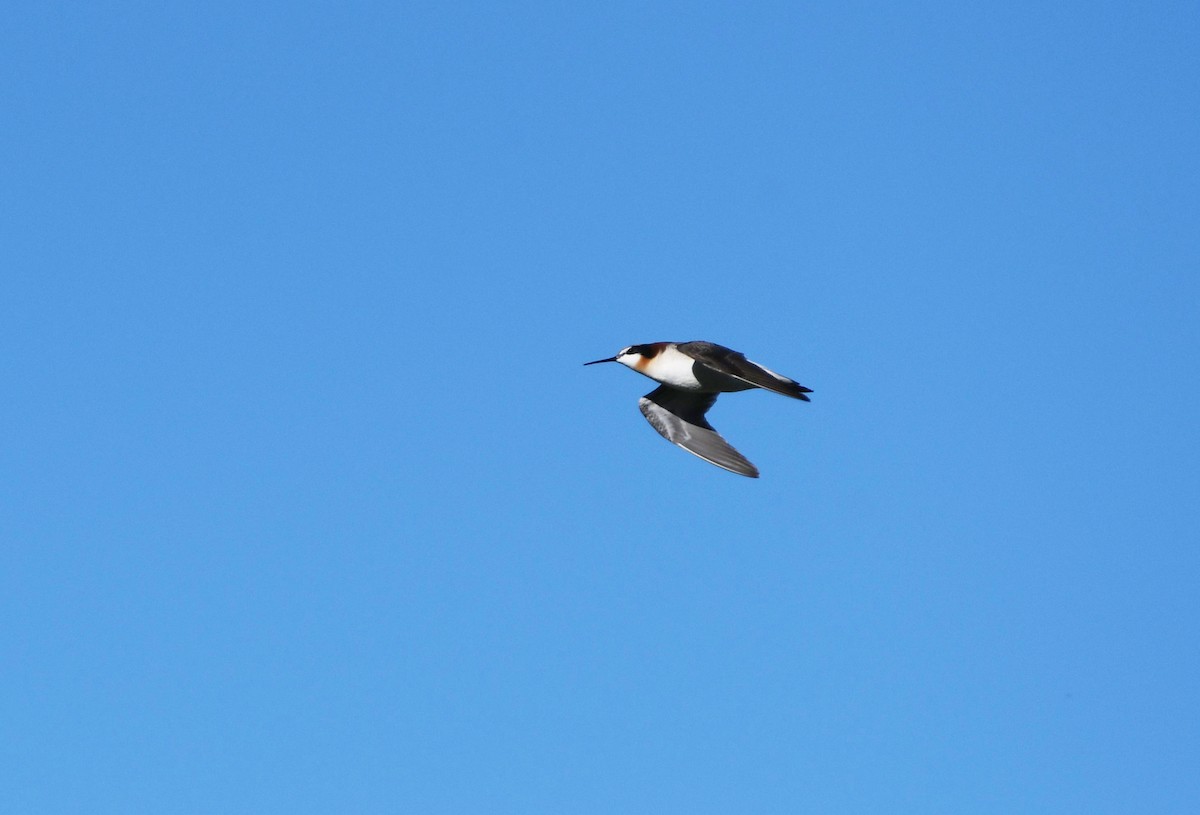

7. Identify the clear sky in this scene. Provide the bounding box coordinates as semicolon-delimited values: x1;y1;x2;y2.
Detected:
3;2;1198;812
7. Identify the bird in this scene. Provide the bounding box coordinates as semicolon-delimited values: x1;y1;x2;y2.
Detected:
585;341;811;477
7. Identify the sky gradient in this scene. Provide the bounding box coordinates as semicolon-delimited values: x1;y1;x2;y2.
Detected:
3;2;1199;812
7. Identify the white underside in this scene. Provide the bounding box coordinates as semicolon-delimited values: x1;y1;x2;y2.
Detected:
633;346;705;389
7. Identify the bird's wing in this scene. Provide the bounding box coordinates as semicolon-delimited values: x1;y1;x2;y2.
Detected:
676;341;812;401
638;386;759;478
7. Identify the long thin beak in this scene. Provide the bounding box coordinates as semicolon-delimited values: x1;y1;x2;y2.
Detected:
583;356;617;366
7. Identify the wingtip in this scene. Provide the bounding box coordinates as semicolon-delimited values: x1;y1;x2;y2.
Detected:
712;460;760;478
718;459;760;478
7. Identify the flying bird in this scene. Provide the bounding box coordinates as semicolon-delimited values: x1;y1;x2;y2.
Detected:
585;341;811;477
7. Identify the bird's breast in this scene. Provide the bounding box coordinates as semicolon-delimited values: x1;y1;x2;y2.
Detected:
639;346;705;389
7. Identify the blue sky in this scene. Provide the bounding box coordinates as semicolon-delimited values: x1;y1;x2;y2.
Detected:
3;1;1198;812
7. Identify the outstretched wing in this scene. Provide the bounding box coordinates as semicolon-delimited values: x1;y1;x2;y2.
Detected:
637;386;759;478
676;341;812;400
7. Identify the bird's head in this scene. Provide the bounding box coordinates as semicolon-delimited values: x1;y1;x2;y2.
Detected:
584;343;662;370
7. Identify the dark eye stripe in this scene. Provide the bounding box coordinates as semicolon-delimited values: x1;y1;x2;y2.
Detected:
620;344;657;358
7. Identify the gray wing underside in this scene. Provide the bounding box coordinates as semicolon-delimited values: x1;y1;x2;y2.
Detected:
638;386;759;478
675;341;812;401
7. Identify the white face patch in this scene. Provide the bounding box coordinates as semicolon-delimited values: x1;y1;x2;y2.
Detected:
616;349;643;369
